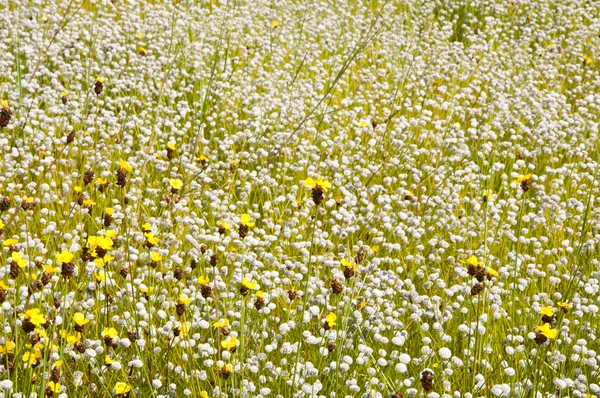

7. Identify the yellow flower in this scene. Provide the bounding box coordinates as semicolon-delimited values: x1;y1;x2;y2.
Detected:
464;255;482;267
142;222;152;232
48;381;61;393
213;319;229;328
61;91;68;97
197;155;208;162
242;276;257;290
105;355;116;365
23;308;46;327
272;20;279;28
169;178;183;190
0;219;4;229
516;174;532;183
341;258;358;271
198;275;210;285
105;207;115;216
73;312;90;326
0;100;8;107
103;327;118;338
96;177;107;185
145;232;159;245
43;263;60;274
535;323;557;339
200;392;209;398
140;286;154;294
104;229;118;238
96;77;104;83
219;220;231;231
11;252;28;268
56;250;75;263
303;177;332;192
83;199;96;206
3;238;17;246
167;143;176;150
540;306;554;317
94;270;106;283
557;302;570;312
178;294;191;305
583;55;594;65
151;252;163;262
119;159;133;173
221;337;238;351
23;351;39;365
115;382;131;395
66;332;81;344
325;312;337;327
358;121;369;127
256;290;265;299
0;341;15;354
240;214;255;227
176;322;190;337
487;267;499;278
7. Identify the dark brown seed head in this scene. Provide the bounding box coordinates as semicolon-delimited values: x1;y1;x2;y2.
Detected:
239;224;249;239
83;169;95;185
534;331;548;345
0;288;7;303
200;245;207;254
327;342;336;352
61;262;75;278
541;314;556;324
201;284;213;299
240;285;249;296
288;289;297;301
119;267;129;278
190;258;198;269
176;303;186;316
0;103;12;128
9;262;19;279
0;196;10;212
521;179;531;192
66;131;76;144
311;186;324;205
116;168;127;188
471;282;484;296
94;80;103;96
343;266;356;280
255;297;265;310
75;340;86;353
210;253;218;267
128;329;138;343
420;370;434;391
331;277;344;294
50;365;61;383
22;318;36;333
174;267;183;281
54;297;62;309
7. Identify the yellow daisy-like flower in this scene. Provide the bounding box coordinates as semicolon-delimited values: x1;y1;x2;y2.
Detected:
303;177;332;192
96;77;104;84
325;312;337;327
487;267;499;278
583;55;594;65
105;207;115;216
151;252;163;262
200;392;209;398
142;222;152;232
221;336;238;351
167;143;176;150
341;258;358;271
213;319;229;328
256;290;265;299
56;250;75;263
103;327;118;338
3;238;18;246
242;276;257;290
540;306;554;317
105;355;116;365
48;381;61;393
95;270;106;283
73;312;90;326
83;199;96;206
169;178;183;191
219;220;231;231
272;20;279;28
557;301;570;312
119;159;133;173
535;323;557;339
115;382;131;395
178;294;191;305
240;214;255;227
145;232;159;245
0;219;4;229
11;252;28;268
0;341;16;354
198;275;210;285
22;308;47;327
515;174;532;183
464;255;482;267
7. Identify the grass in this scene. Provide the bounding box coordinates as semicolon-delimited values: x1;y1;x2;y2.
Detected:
1;0;600;397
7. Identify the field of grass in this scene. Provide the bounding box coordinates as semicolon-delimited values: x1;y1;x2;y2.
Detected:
1;0;600;397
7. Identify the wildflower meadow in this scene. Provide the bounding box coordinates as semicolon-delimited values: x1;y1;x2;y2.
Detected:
1;0;600;397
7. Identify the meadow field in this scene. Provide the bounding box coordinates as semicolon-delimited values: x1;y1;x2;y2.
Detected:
1;0;600;396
